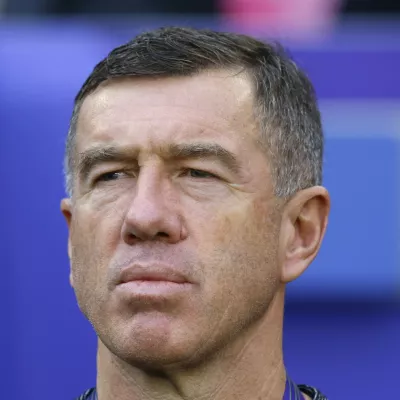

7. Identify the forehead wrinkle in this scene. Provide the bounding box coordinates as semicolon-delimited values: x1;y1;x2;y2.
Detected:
83;112;240;141
78;115;237;154
79;70;256;133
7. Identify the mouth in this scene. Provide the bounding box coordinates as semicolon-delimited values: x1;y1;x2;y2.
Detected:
116;265;192;299
119;265;190;285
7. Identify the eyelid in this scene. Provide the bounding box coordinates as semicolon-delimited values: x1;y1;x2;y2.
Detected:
187;168;217;177
181;168;226;183
92;169;131;183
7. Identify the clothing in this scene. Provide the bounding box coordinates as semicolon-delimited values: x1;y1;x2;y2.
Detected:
298;384;328;400
75;378;328;399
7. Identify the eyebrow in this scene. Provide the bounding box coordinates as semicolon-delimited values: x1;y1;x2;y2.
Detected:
77;145;137;183
168;142;241;174
77;142;242;183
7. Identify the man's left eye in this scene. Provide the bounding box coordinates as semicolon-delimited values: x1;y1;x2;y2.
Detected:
186;169;217;179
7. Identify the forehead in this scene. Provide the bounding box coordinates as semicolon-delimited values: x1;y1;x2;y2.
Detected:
76;70;259;151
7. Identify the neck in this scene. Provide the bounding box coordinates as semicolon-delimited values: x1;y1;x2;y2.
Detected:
97;287;287;400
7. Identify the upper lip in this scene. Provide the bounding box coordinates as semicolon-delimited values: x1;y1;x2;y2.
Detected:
119;265;189;284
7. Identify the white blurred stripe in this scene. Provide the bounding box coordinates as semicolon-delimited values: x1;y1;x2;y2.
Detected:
319;99;400;139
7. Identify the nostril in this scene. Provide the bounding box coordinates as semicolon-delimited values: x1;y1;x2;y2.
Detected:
157;232;169;238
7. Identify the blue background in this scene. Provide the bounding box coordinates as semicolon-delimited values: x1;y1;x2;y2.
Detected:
1;18;399;399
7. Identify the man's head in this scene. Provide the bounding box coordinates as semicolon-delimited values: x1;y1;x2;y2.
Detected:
61;27;329;370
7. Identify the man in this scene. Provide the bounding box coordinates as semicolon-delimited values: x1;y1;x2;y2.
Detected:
61;27;330;400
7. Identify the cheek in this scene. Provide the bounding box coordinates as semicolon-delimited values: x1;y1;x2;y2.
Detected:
198;196;274;248
194;201;280;338
198;197;280;295
69;203;124;307
74;195;126;246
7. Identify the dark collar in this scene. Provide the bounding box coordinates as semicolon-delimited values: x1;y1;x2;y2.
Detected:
76;383;328;400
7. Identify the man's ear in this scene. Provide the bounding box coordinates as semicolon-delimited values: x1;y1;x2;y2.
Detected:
61;198;74;287
279;186;330;283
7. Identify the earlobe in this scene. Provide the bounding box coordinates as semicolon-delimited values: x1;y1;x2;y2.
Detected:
280;186;330;283
67;238;72;260
69;271;74;288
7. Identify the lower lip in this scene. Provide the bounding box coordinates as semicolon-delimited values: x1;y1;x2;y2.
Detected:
117;280;192;297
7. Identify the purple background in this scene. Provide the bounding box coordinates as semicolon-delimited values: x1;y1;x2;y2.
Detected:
1;18;399;399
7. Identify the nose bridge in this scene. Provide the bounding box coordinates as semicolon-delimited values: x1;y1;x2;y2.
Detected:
131;163;166;215
121;160;184;243
122;159;183;245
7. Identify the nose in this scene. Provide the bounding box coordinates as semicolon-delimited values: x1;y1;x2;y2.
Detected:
121;168;186;244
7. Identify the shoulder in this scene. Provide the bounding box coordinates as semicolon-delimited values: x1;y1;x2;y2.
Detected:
298;384;328;400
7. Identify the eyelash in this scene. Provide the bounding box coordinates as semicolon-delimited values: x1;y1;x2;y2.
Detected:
94;168;218;184
95;171;127;183
181;169;218;179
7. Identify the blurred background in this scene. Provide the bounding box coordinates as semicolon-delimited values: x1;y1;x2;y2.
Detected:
0;1;399;399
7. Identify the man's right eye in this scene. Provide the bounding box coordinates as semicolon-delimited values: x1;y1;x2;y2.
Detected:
95;171;125;182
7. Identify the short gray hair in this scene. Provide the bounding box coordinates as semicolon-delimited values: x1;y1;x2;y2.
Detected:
64;27;323;198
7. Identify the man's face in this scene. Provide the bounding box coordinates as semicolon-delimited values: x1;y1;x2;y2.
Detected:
62;70;283;369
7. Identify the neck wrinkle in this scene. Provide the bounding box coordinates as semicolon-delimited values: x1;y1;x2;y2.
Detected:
97;285;287;400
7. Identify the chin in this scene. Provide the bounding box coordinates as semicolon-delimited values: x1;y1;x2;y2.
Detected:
112;340;200;370
101;315;204;368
